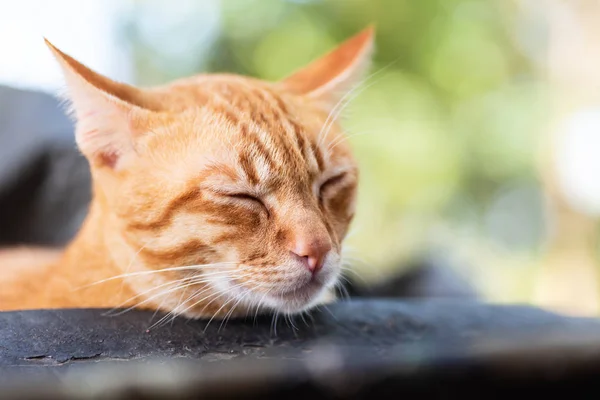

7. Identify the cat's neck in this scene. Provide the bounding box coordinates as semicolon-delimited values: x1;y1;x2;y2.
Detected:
1;200;243;317
35;209;130;310
59;201;208;314
62;202;123;283
0;201;139;311
66;202;255;319
57;201;153;308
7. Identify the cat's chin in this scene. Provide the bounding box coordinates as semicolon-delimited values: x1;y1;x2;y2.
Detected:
182;264;341;318
290;286;337;312
254;266;341;315
178;282;336;321
260;282;337;315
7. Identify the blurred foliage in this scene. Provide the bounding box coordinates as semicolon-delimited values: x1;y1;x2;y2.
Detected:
121;0;555;301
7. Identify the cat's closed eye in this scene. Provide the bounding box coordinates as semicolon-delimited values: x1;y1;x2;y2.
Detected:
227;193;269;214
319;173;348;199
228;192;262;204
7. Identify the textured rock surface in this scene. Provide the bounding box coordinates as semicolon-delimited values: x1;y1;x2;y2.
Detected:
2;300;600;397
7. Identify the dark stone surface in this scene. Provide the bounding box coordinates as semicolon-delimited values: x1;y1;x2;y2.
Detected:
5;299;590;369
2;300;600;397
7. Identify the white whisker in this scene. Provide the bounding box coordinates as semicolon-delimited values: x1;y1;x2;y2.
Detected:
148;284;217;329
299;311;309;327
218;290;251;332
169;281;247;328
335;280;350;301
104;278;203;317
201;284;248;333
271;311;280;336
104;270;254;319
103;275;196;316
327;129;379;153
118;238;157;298
317;58;399;149
254;288;272;325
73;262;239;290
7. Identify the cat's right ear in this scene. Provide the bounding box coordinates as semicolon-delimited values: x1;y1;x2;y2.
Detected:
44;39;157;170
280;26;375;110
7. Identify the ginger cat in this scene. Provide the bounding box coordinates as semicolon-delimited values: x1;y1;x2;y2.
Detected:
0;27;374;319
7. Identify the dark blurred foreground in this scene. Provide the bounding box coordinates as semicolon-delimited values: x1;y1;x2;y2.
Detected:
2;301;600;399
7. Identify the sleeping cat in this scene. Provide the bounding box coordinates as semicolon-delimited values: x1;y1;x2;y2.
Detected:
0;27;374;320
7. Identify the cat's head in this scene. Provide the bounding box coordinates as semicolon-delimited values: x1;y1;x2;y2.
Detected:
46;27;374;317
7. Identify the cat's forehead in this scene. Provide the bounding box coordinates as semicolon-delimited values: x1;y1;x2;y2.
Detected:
145;75;354;192
160;75;295;112
154;75;333;143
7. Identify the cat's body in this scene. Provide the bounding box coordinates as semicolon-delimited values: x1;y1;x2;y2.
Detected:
0;27;374;319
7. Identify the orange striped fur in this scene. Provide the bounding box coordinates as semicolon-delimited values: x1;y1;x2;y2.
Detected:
0;27;375;319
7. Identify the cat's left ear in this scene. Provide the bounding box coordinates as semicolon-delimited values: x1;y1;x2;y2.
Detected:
44;39;160;170
280;25;375;109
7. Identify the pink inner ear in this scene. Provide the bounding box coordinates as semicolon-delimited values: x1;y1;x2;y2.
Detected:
282;26;374;95
97;149;119;169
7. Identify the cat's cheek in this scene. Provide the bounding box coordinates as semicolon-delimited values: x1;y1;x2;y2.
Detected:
218;245;242;266
228;228;272;267
320;206;353;244
340;212;356;238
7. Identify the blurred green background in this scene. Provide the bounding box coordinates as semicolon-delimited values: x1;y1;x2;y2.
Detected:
116;0;556;304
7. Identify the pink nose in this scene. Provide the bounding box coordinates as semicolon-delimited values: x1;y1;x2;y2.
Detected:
290;238;332;273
